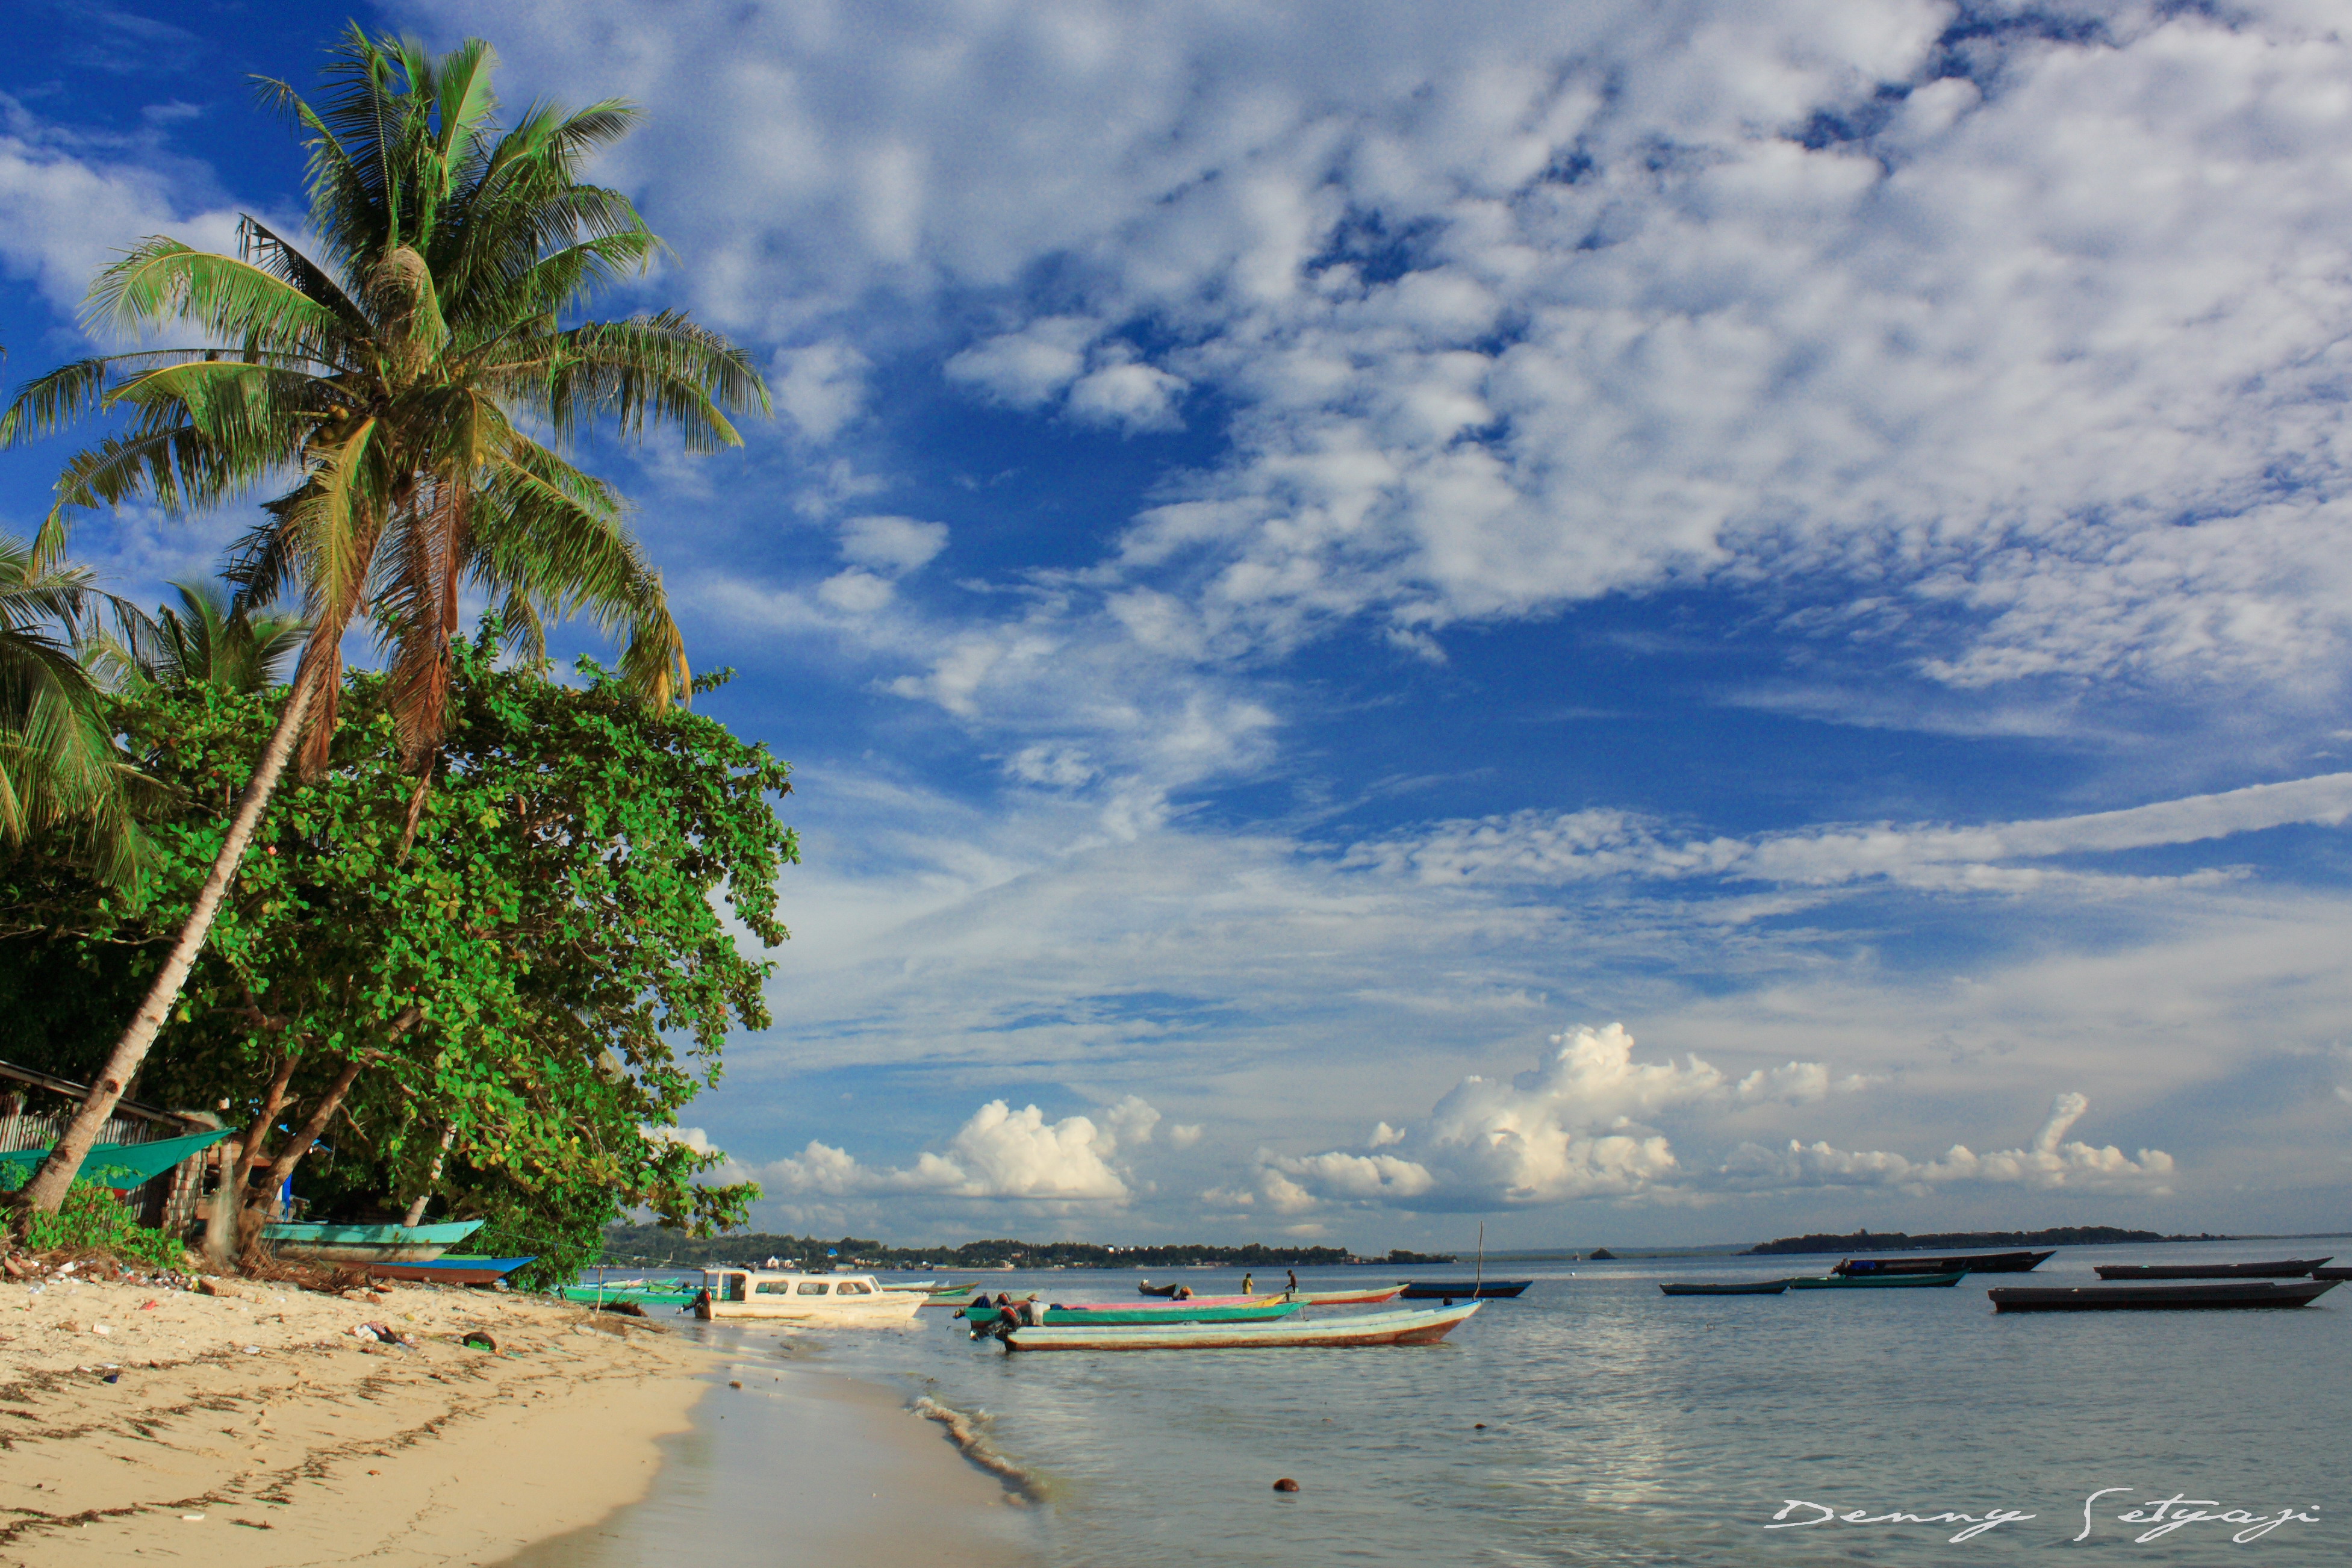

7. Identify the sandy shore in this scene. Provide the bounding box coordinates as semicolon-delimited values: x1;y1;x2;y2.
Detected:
1;1271;706;1566
4;1270;1043;1566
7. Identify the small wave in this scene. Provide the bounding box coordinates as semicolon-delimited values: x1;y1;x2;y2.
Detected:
913;1395;1048;1501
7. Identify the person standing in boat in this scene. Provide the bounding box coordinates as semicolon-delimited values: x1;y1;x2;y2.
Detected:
1242;1272;1255;1296
1286;1269;1299;1296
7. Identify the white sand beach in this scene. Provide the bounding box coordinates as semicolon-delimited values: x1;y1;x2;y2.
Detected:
1;1268;1035;1566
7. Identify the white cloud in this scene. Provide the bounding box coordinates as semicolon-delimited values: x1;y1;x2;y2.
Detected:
771;340;871;441
944;316;1098;406
816;569;896;615
1718;1093;2176;1195
839;513;950;574
1168;1122;1205;1150
434;0;2352;693
757;1097;1168;1203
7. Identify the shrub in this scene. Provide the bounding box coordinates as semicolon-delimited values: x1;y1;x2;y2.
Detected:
7;1172;188;1272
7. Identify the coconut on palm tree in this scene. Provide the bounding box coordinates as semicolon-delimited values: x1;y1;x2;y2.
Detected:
0;26;768;1220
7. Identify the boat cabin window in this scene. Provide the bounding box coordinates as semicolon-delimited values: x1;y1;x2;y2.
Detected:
835;1281;872;1295
794;1280;831;1295
754;1280;795;1295
723;1274;748;1302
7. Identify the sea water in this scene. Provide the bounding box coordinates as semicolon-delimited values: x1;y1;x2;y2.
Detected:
560;1239;2347;1565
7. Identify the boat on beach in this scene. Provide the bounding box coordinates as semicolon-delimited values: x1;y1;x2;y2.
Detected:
261;1219;484;1264
695;1269;926;1325
1788;1271;1964;1289
963;1299;1304;1327
364;1255;534;1286
562;1282;699;1307
1990;1280;2341;1312
2093;1257;2330;1280
1397;1280;1531;1299
1000;1301;1482;1351
1661;1280;1791;1295
1834;1249;2052;1276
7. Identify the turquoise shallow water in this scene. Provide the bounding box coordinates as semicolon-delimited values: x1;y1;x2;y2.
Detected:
574;1240;2347;1565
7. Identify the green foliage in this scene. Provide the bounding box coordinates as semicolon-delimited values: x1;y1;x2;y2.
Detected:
5;1175;188;1272
1;620;792;1270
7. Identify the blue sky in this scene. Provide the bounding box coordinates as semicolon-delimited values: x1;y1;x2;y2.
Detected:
8;0;2352;1248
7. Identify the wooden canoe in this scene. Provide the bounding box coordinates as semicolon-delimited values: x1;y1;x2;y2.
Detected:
1397;1280;1531;1299
364;1255;534;1286
1288;1283;1408;1305
1834;1249;2053;1276
261;1219;484;1264
964;1300;1304;1327
1661;1280;1790;1295
1787;1272;1964;1289
2313;1266;2351;1281
1991;1280;2340;1312
561;1284;698;1306
2094;1257;2330;1280
1002;1302;1482;1351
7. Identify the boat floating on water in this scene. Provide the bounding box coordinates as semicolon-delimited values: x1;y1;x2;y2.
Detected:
1834;1249;2053;1277
695;1269;926;1325
261;1219;484;1264
2093;1257;2331;1281
1991;1280;2340;1312
2314;1266;2351;1281
963;1299;1303;1327
1788;1272;1964;1289
1398;1280;1531;1299
1000;1301;1482;1351
1660;1280;1791;1296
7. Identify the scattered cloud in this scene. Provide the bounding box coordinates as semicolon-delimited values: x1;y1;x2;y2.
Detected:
756;1097;1173;1204
1719;1094;2176;1195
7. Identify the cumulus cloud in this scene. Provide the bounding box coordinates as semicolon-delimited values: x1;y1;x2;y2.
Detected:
1718;1093;2176;1195
1251;1024;1767;1210
758;1097;1172;1202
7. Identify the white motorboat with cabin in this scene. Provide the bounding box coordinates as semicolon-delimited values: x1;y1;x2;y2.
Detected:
693;1269;926;1325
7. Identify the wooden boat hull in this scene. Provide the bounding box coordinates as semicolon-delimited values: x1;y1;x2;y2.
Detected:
1835;1249;2053;1276
1289;1284;1408;1305
1003;1302;1482;1351
364;1255;534;1286
2313;1266;2351;1281
1661;1280;1791;1295
1397;1280;1531;1299
261;1219;483;1265
2094;1257;2330;1280
1788;1272;1964;1289
965;1301;1302;1327
1991;1281;2339;1312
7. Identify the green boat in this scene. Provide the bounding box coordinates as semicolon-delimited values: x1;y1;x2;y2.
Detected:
562;1284;698;1307
261;1219;483;1263
1787;1271;1964;1289
962;1299;1305;1327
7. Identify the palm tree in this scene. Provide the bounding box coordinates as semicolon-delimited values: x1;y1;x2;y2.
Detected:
0;532;155;888
0;26;768;1219
90;579;308;694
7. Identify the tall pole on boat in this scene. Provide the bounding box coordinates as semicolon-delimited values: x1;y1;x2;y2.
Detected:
1475;1221;1484;1296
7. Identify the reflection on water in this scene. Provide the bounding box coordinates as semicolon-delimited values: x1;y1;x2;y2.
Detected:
570;1242;2347;1565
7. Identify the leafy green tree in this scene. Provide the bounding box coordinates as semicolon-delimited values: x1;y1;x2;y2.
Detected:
0;26;768;1218
95;580;308;694
1;623;787;1274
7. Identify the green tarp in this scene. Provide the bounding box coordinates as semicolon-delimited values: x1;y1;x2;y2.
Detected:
0;1127;234;1186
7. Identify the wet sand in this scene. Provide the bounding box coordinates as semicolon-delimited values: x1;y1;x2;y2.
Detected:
503;1331;1044;1567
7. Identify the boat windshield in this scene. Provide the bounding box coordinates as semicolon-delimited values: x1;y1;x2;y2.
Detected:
836;1281;873;1295
795;1280;831;1295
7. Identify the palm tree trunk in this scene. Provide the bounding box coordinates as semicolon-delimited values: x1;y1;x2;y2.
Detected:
6;664;320;1220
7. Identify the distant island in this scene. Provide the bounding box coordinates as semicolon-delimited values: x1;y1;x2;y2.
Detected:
598;1225;1456;1270
1744;1226;2228;1256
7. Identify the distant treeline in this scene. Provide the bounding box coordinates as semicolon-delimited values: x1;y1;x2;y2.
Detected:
596;1225;1454;1269
1744;1226;2224;1256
